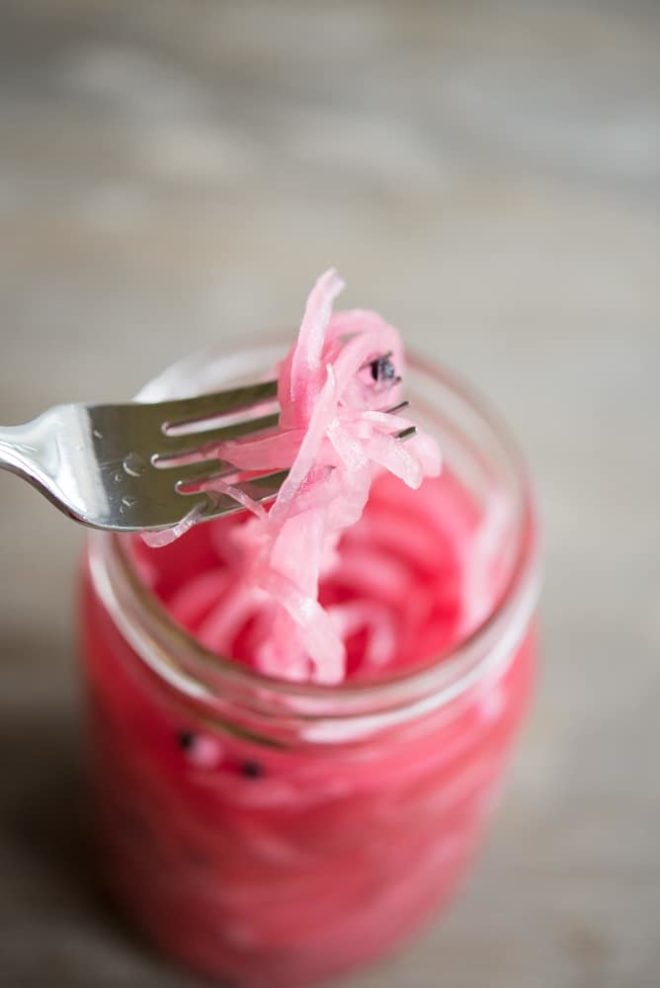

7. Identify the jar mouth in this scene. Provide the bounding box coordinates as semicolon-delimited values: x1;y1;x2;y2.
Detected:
89;347;540;729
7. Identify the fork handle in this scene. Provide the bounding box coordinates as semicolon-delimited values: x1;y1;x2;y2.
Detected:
0;419;53;490
0;423;36;473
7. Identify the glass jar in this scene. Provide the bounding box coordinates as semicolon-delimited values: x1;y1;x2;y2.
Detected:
79;342;539;988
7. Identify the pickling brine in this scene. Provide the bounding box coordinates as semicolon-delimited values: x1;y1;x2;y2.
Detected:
79;273;539;986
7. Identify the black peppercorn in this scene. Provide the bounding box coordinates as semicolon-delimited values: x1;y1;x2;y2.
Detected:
369;354;397;383
177;730;196;751
241;759;264;779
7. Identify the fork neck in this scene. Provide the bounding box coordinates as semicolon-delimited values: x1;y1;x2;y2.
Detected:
0;422;40;476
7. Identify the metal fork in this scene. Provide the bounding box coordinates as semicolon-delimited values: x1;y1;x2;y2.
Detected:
0;380;414;533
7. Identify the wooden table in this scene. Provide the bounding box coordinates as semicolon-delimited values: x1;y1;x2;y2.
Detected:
1;2;659;985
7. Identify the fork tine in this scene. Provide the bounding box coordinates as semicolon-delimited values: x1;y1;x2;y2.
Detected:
193;425;416;518
195;424;415;525
163;425;417;527
156;400;407;462
156;411;279;461
234;469;290;502
159;380;278;430
173;469;288;524
170;422;416;496
396;425;416;440
170;457;233;489
197;470;290;519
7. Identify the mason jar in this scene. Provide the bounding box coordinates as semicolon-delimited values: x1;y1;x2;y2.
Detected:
79;342;539;988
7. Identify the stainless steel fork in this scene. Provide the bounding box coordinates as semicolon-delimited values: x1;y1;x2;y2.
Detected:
0;381;414;533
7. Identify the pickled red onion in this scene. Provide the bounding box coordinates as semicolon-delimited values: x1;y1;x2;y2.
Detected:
143;270;442;683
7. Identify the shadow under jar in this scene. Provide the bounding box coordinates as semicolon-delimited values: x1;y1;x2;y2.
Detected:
79;343;540;988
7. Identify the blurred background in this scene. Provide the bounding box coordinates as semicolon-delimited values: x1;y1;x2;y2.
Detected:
0;1;658;986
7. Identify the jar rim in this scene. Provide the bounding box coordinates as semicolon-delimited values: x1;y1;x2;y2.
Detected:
89;347;540;732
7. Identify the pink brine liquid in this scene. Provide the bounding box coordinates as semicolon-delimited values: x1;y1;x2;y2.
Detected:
79;273;538;987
